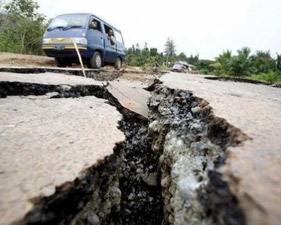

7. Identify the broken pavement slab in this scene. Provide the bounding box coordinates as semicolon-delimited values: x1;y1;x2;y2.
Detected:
160;72;281;225
0;95;125;225
108;80;150;118
0;72;132;225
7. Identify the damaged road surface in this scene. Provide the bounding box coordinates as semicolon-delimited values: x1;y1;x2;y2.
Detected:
0;71;162;225
0;70;281;225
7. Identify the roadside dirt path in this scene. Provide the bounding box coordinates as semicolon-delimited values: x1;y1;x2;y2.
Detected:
0;52;158;84
0;52;56;67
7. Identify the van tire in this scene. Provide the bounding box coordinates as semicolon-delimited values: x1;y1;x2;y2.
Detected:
55;57;67;67
90;52;102;69
114;58;122;70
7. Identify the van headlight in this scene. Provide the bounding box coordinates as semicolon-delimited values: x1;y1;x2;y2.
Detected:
43;38;51;44
72;38;87;45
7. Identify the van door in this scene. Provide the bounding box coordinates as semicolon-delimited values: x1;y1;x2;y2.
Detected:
87;17;104;55
103;25;117;63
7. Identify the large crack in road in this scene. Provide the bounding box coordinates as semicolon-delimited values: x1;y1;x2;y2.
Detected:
148;85;249;225
0;71;262;225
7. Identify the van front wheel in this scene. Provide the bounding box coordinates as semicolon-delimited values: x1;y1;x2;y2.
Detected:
114;58;122;70
90;52;102;69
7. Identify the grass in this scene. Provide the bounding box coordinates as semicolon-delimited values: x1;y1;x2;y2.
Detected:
248;71;281;84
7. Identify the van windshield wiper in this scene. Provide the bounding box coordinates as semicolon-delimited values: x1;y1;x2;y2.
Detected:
47;26;66;31
63;25;83;30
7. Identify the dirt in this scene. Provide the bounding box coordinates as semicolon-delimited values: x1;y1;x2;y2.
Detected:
0;52;159;85
0;52;56;67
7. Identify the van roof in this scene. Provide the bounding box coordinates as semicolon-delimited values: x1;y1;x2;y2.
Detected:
55;12;122;33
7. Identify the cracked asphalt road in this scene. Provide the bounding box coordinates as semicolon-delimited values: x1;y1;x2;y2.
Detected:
0;68;281;225
160;72;281;225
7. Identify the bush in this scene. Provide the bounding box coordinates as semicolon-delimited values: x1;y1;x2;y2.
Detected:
199;69;209;75
250;71;279;83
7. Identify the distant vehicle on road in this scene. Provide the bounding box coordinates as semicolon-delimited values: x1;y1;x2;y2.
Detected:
42;13;126;70
171;61;197;73
171;63;185;73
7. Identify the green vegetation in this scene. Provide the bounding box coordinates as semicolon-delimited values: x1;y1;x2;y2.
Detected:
126;43;281;84
125;38;200;73
0;0;280;84
0;0;48;54
209;48;281;83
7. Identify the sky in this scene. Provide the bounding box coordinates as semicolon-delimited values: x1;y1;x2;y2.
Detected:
34;0;281;60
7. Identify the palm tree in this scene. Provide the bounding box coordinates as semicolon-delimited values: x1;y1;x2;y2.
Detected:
228;47;254;77
215;50;232;75
250;50;276;74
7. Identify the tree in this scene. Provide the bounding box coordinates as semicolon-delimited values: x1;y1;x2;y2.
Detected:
277;53;281;71
0;0;47;54
187;54;199;65
164;37;176;60
228;47;254;77
150;48;158;57
140;44;150;65
195;59;214;73
177;52;188;62
250;50;276;74
215;50;232;75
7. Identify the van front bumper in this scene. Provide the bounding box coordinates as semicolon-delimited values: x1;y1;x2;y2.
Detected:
42;45;91;58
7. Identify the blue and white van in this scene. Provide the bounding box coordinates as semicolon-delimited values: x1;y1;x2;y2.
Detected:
42;13;126;70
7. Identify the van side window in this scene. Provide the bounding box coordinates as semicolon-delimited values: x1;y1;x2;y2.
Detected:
103;25;113;37
114;31;123;43
104;25;116;45
104;24;123;44
90;18;101;32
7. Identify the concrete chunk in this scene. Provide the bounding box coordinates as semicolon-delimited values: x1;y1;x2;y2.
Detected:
0;72;125;225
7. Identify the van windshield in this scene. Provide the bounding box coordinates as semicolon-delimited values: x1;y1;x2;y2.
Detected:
47;14;88;31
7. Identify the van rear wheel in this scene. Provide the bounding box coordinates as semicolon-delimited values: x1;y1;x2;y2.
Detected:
114;58;122;70
90;52;102;69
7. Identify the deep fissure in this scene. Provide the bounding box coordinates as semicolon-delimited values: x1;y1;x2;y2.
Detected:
147;85;249;225
1;79;249;225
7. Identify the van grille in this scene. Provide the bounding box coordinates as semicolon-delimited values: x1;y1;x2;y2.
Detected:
50;38;72;44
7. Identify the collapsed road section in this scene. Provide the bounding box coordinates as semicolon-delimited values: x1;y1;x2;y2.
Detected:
0;71;162;225
1;70;281;225
147;85;249;225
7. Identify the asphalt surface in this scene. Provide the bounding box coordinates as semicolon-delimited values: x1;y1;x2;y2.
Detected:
161;73;281;225
0;72;147;225
0;71;281;225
